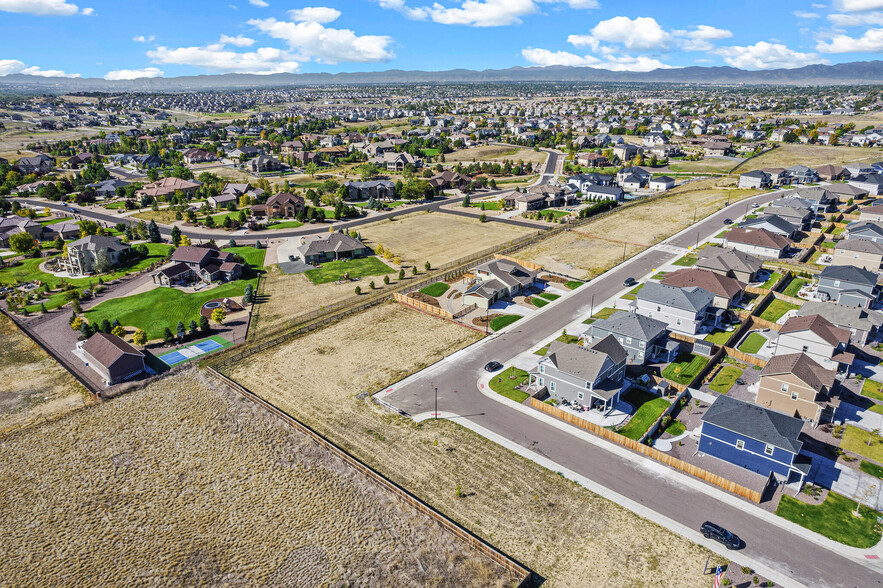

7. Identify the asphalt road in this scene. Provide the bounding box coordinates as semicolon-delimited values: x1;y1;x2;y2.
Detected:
382;188;883;588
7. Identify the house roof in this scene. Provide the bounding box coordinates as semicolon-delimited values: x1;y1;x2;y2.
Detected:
266;192;305;207
853;174;883;186
724;228;791;249
797;300;883;333
590;311;668;342
701;394;805;454
82;332;143;368
68;234;127;252
820;264;878;286
738;215;797;235
847;221;883;238
158;261;192;278
826;183;867;198
545;336;626;389
474;259;538;289
695;248;763;276
636;281;715;312
760;352;837;392
171;245;215;265
661;268;745;300
835;238;883;255
779;314;851;347
297;232;365;257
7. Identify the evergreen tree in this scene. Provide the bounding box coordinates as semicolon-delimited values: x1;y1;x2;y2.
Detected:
199;315;210;333
162;326;174;344
189;319;199;335
171;225;181;246
101;319;111;333
176;321;186;340
148;220;161;243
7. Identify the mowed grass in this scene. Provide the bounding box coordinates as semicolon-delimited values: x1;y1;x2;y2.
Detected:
776;493;882;548
739;332;768;354
840;425;883;462
490;314;521;332
419;282;450;297
672;254;698;267
704;329;733;345
304;257;393;285
760;272;782;290
489;366;530;403
759;298;801;323
708;366;743;394
662;354;709;385
266;220;305;229
617;389;671;441
861;379;883;402
860;460;883;479
782;277;809;297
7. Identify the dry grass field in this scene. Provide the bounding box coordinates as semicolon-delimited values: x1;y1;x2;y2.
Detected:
0;313;89;434
742;144;883;171
515;179;758;279
0;370;514;587
446;145;547;165
229;303;719;587
667;157;740;174
357;211;535;269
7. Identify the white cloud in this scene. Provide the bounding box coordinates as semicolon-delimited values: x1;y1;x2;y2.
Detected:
376;0;596;27
828;11;883;25
817;28;883;51
537;0;599;7
228;3;238;8
521;47;671;71
674;24;733;51
715;41;826;69
147;44;300;74
104;67;164;80
0;59;79;77
249;0;268;6
219;34;255;47
287;6;341;23
80;6;93;15
569;16;671;51
133;35;155;43
249;17;395;63
0;0;90;16
834;0;883;10
792;10;820;18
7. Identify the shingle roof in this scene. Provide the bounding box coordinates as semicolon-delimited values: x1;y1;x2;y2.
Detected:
820;264;878;286
695;248;763;276
171;245;215;265
725;228;791;249
738;215;797;235
82;332;143;367
779;314;850;347
636;281;714;312
835;238;883;254
590;311;668;342
760;352;836;391
701;394;805;454
797;300;883;333
545;337;626;385
68;235;127;252
661;268;745;300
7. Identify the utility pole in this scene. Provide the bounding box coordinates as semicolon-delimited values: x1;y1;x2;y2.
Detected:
590;294;595;320
622;241;626;263
434;386;438;421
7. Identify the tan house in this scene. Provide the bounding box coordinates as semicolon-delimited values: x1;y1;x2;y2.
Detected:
774;314;854;372
722;228;791;258
859;204;883;223
251;192;305;219
757;353;838;425
137;177;201;199
79;332;146;385
832;238;883;271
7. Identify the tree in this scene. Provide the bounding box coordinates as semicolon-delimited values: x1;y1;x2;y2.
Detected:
462;194;471;207
424;261;431;271
161;326;173;344
398;268;405;280
199;315;210;333
412;266;418;275
204;214;216;229
176;321;186;341
305;162;318;177
148;220;161;243
101;319;112;334
243;283;254;304
383;275;390;285
52;235;64;250
354;285;361;295
479;213;488;223
171;225;181;246
132;329;147;346
180;234;192;247
211;307;226;325
72;298;82;313
189;319;199;335
95;249;112;273
70;317;84;331
111;325;126;337
8;232;36;254
80;321;93;339
369;280;376;290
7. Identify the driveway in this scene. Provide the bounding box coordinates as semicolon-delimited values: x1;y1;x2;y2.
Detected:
806;450;883;510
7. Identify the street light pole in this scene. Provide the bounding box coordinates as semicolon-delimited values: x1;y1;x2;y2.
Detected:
434;386;438;421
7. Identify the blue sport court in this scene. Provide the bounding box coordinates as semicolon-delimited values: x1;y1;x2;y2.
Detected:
158;337;228;367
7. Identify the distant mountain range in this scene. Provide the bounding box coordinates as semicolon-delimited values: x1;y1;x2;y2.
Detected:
4;61;883;91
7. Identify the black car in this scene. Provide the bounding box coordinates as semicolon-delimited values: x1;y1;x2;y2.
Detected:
723;218;733;225
623;277;636;287
700;521;741;550
484;361;503;372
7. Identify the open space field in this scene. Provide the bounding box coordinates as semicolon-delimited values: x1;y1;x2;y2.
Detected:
357;211;535;269
446;145;547;165
667;157;741;174
0;313;89;433
741;144;883;172
514;231;644;279
0;371;513;586
228;303;718;587
131;208;180;225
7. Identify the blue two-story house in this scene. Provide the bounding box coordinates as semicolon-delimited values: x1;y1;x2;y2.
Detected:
817;264;879;308
699;395;811;486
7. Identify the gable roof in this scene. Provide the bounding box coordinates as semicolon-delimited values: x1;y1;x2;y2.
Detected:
82;332;143;368
636;281;714;312
820;264;878;286
701;394;805;454
661;268;745;300
797;300;883;332
779;314;850;347
68;234;127;252
591;311;668;341
835;238;883;255
695;248;763;275
545;337;625;384
760;352;836;391
738;215;797;235
724;228;791;249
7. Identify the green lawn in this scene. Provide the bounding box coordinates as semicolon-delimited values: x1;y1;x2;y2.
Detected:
860;460;883;479
704;329;733;345
534;333;580;356
490;314;521;332
672;254;698;267
489;366;530;403
538;292;560;301
103;201;127;209
419;282;450;297
776;493;882;548
223;246;266;270
620;283;644;301
39;217;73;226
708;366;743;394
651;272;668;280
583;307;620;324
530;297;549;308
738;332;768;354
662;354;710;385
420;148;440;157
208;209;249;225
760;272;783;290
665;420;687;436
617;389;671;441
840;425;883;462
861;379;883;402
304;256;393;285
564;280;584;290
782;277;809;298
472;200;502;211
758;298;801;323
266;220;305;229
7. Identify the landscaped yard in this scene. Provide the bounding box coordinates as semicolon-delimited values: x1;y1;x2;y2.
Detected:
419;282;450;297
489;366;530;403
489;314;521;332
704;329;733;345
662;354;710;385
738;332;768;354
760;272;782;290
266;220;305;229
861;378;883;402
672;254;698;267
471;200;501;211
530;297;549;308
534;333;580;356
708;366;743;394
758;299;800;323
537;292;560;301
840;425;883;462
782;277;809;297
860;460;883;479
304;257;394;285
564;280;583;290
617;389;671;441
776;493;882;548
620;284;644;301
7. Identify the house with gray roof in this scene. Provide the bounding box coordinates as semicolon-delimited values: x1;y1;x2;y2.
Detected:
585;311;677;364
631;281;717;335
792;187;837;213
737;214;798;238
832;238;883;271
797;300;883;345
739;170;771;189
294;232;370;265
464;259;538;309
62;235;130;276
818;264;879;308
844;221;883;244
343;180;396;201
763;205;813;229
850;174;883;196
695;248;763;283
528;336;628;411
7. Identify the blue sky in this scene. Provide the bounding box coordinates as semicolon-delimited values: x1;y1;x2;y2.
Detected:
3;0;883;79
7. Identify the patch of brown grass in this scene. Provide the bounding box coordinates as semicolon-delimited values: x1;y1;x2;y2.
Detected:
743;144;883;171
446;145;547;165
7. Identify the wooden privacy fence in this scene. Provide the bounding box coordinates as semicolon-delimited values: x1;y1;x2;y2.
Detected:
639;388;691;444
206;368;534;587
529;398;763;503
493;254;543;271
723;346;768;368
393;292;455;319
772;290;805;306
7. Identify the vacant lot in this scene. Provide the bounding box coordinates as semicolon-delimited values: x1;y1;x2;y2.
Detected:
742;144;883;172
0;370;514;586
446;145;547;165
0;313;89;433
668;157;741;174
229;303;718;586
358;211;535;269
515;179;759;279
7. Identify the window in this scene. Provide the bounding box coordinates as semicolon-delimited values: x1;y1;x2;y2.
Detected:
791;391;799;400
577;391;584;400
834;280;841;286
657;306;661;312
801;345;808;353
538;377;544;387
735;440;745;450
549;381;556;392
639;341;645;348
626;337;632;345
586;381;591;389
764;444;775;456
539;365;545;374
781;383;789;392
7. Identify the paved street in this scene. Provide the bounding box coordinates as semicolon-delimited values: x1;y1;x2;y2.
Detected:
380;188;883;588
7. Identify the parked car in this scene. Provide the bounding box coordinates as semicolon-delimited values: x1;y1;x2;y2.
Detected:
700;521;741;550
723;218;733;225
484;361;503;372
623;277;636;287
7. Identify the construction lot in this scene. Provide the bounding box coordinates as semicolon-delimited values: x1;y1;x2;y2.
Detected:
228;303;719;587
0;369;514;587
445;145;547;165
0;312;90;434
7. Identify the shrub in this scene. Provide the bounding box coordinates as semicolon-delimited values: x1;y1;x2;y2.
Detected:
369;281;376;290
383;276;390;285
354;286;361;295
